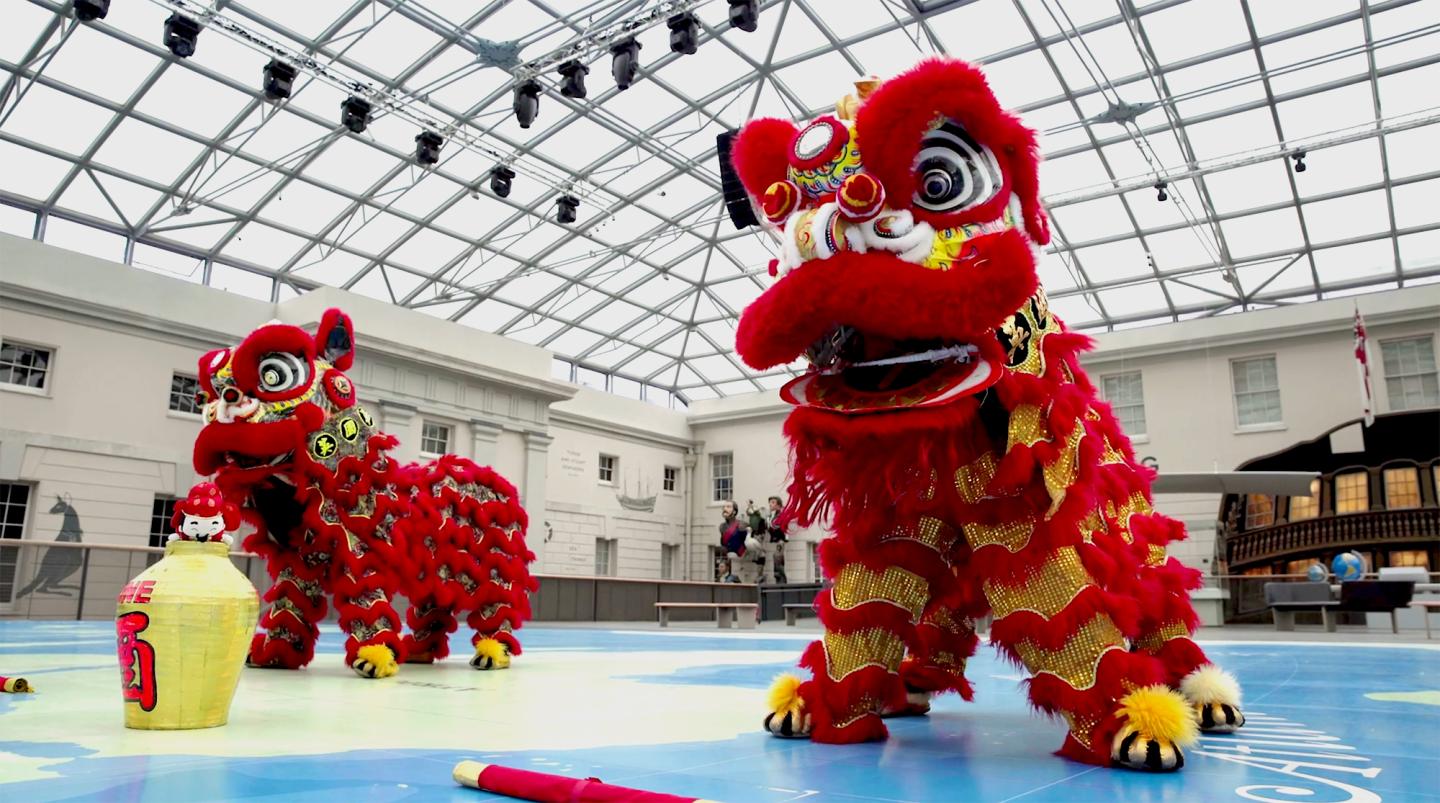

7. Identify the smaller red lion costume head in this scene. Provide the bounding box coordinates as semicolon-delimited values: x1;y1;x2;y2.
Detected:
732;58;1051;416
193;308;365;484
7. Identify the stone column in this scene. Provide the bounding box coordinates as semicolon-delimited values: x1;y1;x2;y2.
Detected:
682;450;698;581
521;431;553;512
470;419;502;466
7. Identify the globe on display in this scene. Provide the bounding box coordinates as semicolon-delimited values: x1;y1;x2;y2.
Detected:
1331;551;1366;582
1305;563;1329;583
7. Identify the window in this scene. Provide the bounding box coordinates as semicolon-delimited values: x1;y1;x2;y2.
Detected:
0;341;52;391
168;374;202;414
1383;466;1421;510
711;452;733;503
420;421;450;456
148;497;177;566
1381;337;1439;411
1245;494;1275;529
1388;550;1430;570
663;466;678;493
1288;479;1320;521
661;543;680;580
1231;356;1282;427
594;537;617;576
0;483;30;603
1334;471;1370;514
598;454;616;484
1101;372;1146;436
809;541;822;583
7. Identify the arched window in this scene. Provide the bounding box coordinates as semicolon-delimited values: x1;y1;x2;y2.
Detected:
1288;479;1320;521
1383;466;1421;509
1334;472;1369;514
1246;494;1275;528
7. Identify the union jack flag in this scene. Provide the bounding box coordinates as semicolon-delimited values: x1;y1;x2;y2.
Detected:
1353;304;1374;427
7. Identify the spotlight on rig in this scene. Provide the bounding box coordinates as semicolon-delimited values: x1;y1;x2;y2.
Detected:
558;60;589;99
340;95;372;134
262;59;298;101
163;13;202;59
555;194;579;225
489;166;516;198
514;79;541;128
610;38;641;91
415;130;444;166
1292;151;1307;173
668;13;699;55
73;0;109;21
728;0;759;32
1154;181;1168;202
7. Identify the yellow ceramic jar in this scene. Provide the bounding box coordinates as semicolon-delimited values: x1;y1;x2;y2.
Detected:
115;540;259;729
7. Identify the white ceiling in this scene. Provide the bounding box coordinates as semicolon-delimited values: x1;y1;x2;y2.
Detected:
2;0;1438;405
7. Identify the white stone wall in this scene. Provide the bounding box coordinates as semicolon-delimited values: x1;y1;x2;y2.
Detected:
2;232;1437;601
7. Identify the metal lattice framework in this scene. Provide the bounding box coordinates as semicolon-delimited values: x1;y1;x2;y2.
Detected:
2;0;1437;405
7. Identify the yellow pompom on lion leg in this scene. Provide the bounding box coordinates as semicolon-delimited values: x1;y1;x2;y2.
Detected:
1110;685;1199;772
470;637;512;670
352;644;399;679
764;673;813;738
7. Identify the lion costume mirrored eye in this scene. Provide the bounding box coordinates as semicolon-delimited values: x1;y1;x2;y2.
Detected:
257;352;310;394
912;119;1003;214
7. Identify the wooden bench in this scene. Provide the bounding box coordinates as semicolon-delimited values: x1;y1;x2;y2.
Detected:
655;602;758;629
1410;600;1440;639
783;603;813;626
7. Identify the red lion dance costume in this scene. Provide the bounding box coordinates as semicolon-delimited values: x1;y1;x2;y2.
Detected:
192;309;536;679
732;60;1244;771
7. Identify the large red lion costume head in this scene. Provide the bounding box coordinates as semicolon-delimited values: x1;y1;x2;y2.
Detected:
733;58;1051;417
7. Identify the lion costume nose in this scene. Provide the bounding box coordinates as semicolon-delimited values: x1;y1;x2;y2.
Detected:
208;388;260;424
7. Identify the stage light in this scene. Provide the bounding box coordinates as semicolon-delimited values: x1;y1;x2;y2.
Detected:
728;0;759;32
489;166;515;198
1292;151;1307;173
73;0;109;21
558;60;589;99
163;13;202;59
556;194;579;224
340;96;372;134
415;130;444;166
668;13;699;55
610;38;641;91
1154;181;1168;202
262;59;298;101
514;79;541;128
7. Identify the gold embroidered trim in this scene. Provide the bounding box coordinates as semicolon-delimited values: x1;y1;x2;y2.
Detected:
954;453;998;504
963;519;1034;553
831;564;930;618
823;628;907;682
984;547;1093;619
1132;621;1192;653
1014;614;1125;691
882;516;958;555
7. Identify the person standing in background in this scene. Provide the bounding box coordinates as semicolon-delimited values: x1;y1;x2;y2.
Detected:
766;496;788;584
718;500;749;583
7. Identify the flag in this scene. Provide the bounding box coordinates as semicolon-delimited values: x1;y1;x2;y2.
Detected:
1353;303;1374;427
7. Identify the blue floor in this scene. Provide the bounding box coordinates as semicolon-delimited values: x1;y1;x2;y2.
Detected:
1;620;1437;802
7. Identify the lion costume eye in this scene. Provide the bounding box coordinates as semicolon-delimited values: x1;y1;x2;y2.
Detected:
257;353;309;394
912;120;1003;214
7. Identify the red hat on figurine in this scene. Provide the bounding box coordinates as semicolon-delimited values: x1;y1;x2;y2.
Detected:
170;482;240;535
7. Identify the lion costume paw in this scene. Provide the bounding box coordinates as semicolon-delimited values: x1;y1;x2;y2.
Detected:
1110;685;1198;772
470;638;511;670
1181;664;1245;733
352;644;399;679
763;674;812;738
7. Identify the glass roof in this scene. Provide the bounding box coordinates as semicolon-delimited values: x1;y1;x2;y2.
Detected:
3;0;1438;403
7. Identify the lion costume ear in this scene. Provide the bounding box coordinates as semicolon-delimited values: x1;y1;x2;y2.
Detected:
730;117;799;199
316;309;355;371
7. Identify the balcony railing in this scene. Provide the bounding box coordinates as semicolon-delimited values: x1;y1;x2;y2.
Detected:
1225;507;1440;567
